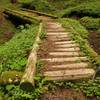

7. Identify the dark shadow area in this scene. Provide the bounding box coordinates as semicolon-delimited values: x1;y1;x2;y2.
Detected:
88;30;100;55
4;13;31;27
63;11;100;18
22;3;36;10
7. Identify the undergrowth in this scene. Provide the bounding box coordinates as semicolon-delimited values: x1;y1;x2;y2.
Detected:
60;0;100;17
0;24;38;72
80;17;100;29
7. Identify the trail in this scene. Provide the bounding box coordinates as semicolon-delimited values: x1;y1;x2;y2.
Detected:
38;20;95;81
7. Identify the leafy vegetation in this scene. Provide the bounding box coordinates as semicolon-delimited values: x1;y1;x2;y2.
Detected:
0;0;100;99
0;24;38;72
18;0;100;18
80;17;100;29
60;0;100;17
47;77;100;99
59;18;89;38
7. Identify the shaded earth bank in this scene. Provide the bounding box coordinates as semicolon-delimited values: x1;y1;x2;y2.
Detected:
88;30;100;55
0;12;16;44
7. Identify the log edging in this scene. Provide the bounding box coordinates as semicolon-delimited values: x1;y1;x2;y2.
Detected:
20;23;43;90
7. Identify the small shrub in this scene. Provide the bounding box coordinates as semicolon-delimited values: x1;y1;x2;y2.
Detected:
80;17;100;29
29;0;55;13
59;18;89;38
0;24;38;71
61;1;100;17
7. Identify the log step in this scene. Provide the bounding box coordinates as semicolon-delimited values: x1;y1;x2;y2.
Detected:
49;52;82;56
51;62;90;69
55;44;79;48
51;38;71;41
54;41;75;44
54;47;80;52
46;32;69;35
49;37;71;40
43;69;95;80
41;57;88;62
46;27;62;29
48;35;69;38
47;29;65;32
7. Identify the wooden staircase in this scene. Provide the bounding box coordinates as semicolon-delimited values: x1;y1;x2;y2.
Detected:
41;22;95;81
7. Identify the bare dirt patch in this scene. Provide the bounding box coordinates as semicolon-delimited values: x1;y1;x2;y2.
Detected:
88;30;100;55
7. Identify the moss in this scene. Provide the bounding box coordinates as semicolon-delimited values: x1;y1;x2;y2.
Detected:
4;8;41;24
0;71;23;84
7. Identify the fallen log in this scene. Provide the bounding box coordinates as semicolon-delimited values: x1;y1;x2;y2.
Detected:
20;23;42;91
0;71;23;85
4;8;41;24
21;8;58;19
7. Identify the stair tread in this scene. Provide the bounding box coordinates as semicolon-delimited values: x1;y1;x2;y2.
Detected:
42;57;88;62
51;62;90;69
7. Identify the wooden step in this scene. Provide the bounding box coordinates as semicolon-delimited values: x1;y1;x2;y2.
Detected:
49;52;82;56
48;35;69;38
54;47;80;52
46;27;65;30
43;69;95;80
55;44;79;48
50;37;71;40
47;30;66;32
46;32;69;35
51;62;90;69
51;38;71;41
54;41;75;44
41;57;88;62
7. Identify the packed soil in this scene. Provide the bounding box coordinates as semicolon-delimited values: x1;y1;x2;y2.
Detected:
38;36;55;73
43;88;86;100
88;30;100;55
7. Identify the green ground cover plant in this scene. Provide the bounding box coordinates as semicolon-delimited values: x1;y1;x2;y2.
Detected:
0;24;38;72
80;17;100;29
59;18;89;38
18;0;100;18
60;0;100;17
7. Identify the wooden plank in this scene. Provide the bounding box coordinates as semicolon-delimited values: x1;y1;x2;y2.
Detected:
20;23;42;90
43;69;95;80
